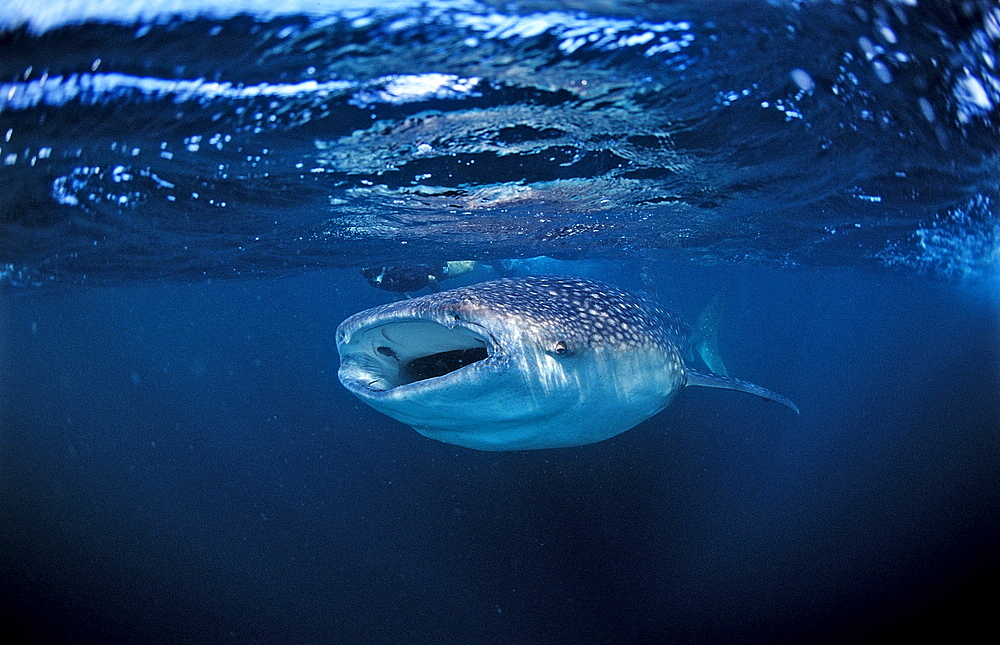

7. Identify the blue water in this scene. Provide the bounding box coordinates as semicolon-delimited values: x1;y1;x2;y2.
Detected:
1;1;999;643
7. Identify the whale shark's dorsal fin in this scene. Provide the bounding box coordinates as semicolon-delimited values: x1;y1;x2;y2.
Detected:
693;288;730;376
686;368;800;414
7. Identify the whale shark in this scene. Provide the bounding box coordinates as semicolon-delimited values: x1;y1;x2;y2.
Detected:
336;276;798;451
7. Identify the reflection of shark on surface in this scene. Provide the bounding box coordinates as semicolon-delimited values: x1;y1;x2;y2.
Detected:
360;261;479;296
337;276;798;451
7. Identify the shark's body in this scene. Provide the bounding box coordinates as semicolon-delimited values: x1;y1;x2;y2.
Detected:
336;276;797;451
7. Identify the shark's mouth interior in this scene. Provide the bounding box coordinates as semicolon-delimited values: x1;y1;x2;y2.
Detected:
353;320;493;390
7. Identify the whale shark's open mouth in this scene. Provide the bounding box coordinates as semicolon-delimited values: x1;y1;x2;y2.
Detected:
339;319;497;393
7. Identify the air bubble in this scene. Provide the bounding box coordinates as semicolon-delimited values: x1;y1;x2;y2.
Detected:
872;60;893;84
790;68;815;93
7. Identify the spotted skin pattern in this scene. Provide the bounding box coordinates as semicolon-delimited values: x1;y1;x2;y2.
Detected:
341;276;688;350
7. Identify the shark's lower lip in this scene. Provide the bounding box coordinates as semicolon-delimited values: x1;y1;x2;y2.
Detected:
344;354;504;398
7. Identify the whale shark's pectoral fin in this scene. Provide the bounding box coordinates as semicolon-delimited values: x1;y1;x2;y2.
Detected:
685;368;800;414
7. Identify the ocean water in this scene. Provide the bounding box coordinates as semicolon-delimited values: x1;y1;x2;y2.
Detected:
1;1;998;643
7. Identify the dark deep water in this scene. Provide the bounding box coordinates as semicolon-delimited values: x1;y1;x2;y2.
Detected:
2;264;997;644
2;1;1000;643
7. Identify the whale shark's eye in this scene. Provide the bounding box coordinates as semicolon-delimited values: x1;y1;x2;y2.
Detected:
553;340;568;355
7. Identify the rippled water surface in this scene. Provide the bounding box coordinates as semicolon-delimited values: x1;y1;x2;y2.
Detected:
1;0;998;284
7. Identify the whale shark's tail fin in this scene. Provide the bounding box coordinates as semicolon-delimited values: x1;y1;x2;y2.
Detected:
692;288;730;376
685;368;800;414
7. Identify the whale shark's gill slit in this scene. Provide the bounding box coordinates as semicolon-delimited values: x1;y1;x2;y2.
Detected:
401;347;489;384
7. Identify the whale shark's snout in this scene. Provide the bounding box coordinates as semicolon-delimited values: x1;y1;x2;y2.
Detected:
337;276;798;451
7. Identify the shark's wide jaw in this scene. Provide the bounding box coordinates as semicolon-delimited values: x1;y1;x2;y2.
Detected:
338;315;502;399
